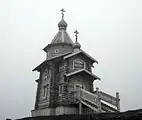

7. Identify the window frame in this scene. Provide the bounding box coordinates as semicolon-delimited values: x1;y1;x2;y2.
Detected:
73;59;86;70
58;84;63;96
42;85;48;99
43;67;50;81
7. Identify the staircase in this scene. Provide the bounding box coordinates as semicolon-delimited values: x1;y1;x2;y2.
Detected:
75;86;120;114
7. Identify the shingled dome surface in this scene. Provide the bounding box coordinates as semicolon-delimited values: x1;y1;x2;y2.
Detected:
50;30;73;44
50;18;73;45
58;19;67;28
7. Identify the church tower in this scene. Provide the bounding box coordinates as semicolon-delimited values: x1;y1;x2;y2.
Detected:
31;9;120;116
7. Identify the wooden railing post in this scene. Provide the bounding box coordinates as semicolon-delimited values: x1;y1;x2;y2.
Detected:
76;84;81;99
96;87;101;112
76;84;82;114
116;92;120;112
79;102;82;114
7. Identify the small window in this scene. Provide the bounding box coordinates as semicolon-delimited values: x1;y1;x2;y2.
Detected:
43;85;48;99
73;59;85;69
55;49;59;53
59;84;63;94
43;68;50;81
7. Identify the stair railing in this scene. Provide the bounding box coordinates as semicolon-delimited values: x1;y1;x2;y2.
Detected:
75;85;101;113
75;85;120;113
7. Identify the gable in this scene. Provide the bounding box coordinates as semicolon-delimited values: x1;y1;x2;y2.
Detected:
66;53;93;74
64;49;98;64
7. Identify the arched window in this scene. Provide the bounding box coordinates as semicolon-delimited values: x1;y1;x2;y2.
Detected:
42;84;48;99
73;59;85;70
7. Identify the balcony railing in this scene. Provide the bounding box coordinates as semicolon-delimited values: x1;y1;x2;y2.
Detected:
75;86;120;114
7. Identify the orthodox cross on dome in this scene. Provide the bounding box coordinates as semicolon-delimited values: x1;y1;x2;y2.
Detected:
60;8;65;19
74;30;79;42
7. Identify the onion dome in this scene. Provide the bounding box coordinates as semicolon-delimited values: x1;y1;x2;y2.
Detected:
73;30;81;51
58;19;67;30
73;41;81;49
49;9;74;45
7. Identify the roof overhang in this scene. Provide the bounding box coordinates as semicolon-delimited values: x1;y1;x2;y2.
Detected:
64;49;98;64
32;60;47;72
33;52;72;72
43;43;73;52
65;69;100;80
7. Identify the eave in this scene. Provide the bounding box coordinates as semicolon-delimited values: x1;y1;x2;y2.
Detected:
43;43;73;52
65;69;101;80
33;51;72;72
64;49;98;64
32;60;47;72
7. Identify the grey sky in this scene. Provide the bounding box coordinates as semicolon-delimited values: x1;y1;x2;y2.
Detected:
0;0;142;119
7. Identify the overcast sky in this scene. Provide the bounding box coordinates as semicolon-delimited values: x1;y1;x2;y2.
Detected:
0;0;142;119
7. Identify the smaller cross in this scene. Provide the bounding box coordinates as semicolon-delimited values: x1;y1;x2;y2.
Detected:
74;30;79;42
60;8;65;19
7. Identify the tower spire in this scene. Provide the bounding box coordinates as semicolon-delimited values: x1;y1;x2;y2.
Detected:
58;8;67;30
60;8;65;19
73;30;81;51
74;30;79;42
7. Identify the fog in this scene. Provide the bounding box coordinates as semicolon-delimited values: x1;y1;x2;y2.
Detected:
0;0;142;119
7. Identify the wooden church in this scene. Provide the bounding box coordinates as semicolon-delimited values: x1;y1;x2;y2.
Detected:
31;9;120;117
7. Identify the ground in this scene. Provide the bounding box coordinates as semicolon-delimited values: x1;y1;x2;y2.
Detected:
14;109;142;120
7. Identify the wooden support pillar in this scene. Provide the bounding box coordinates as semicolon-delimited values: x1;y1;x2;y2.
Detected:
96;87;101;112
79;102;82;114
116;92;120;112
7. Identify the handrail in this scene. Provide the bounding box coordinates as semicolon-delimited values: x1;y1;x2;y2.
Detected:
80;100;98;112
75;87;119;113
99;91;117;106
75;87;100;112
80;88;99;107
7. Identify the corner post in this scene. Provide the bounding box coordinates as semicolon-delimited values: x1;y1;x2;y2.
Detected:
76;84;82;114
79;102;82;114
116;92;120;112
96;87;101;112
